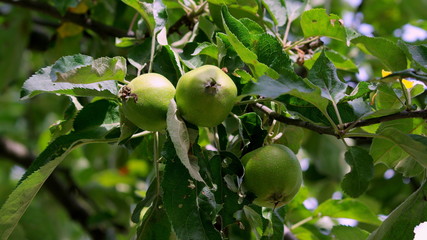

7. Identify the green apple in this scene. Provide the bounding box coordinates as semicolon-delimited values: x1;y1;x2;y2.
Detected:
175;65;237;127
120;73;175;131
242;144;302;208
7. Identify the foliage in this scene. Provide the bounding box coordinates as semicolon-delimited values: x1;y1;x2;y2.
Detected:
0;0;427;239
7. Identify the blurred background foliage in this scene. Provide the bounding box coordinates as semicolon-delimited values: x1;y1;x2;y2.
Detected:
0;0;426;239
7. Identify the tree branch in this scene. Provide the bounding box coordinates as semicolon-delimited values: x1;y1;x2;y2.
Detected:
253;103;427;138
0;137;107;239
344;110;427;129
380;68;427;84
253;103;337;136
0;0;131;38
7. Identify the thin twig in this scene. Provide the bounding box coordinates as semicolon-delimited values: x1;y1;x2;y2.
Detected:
343;110;427;129
253;103;427;138
285;36;320;51
253;103;337;136
282;19;293;46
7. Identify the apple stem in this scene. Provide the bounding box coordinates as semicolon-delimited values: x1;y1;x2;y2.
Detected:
290;216;316;230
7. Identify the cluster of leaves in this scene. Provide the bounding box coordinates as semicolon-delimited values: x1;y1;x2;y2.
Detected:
1;0;427;240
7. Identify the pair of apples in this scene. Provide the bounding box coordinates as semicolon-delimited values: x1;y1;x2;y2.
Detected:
120;65;237;131
120;65;302;208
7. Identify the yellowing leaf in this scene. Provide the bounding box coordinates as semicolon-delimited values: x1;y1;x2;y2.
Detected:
68;2;89;14
402;79;415;89
382;69;414;89
57;22;83;38
381;69;392;78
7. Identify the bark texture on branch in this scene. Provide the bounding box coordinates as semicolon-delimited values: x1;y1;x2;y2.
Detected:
253;103;427;138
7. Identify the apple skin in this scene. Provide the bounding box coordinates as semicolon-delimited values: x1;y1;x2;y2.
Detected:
175;65;237;127
241;144;302;208
120;73;175;131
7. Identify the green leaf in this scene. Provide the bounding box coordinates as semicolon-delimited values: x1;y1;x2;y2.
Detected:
279;95;360;126
367;182;427;240
136;202;173;240
308;51;347;103
348;98;372;118
221;6;253;48
374;83;404;110
21;66;118;100
115;37;140;48
73;100;120;132
378;129;427;168
128;38;152;69
292;226;323;240
395;157;424;178
51;55;127;84
314;199;381;225
286;89;331;125
410;83;426;98
242;70;313;99
153;45;184;84
341;147;374;198
243;206;264;237
342;82;372;102
121;0;154;33
239;113;268;152
0;129;110;239
398;41;427;72
216;33;245;72
192;42;219;60
300;8;358;43
278;95;328;125
285;0;309;22
253;33;293;75
352;36;407;71
370;118;426;168
221;6;291;78
209;0;259;28
262;0;287;26
49;104;77;141
199;16;216;40
275;125;305;154
221;9;276;78
305;50;358;72
180;42;207;70
260;208;286;240
162;156;222;240
166;100;205;183
198;184;222;230
50;54;93;79
132;181;158;223
331;225;369;240
234;69;254;84
209;155;243;227
240;18;265;35
118;107;138;144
